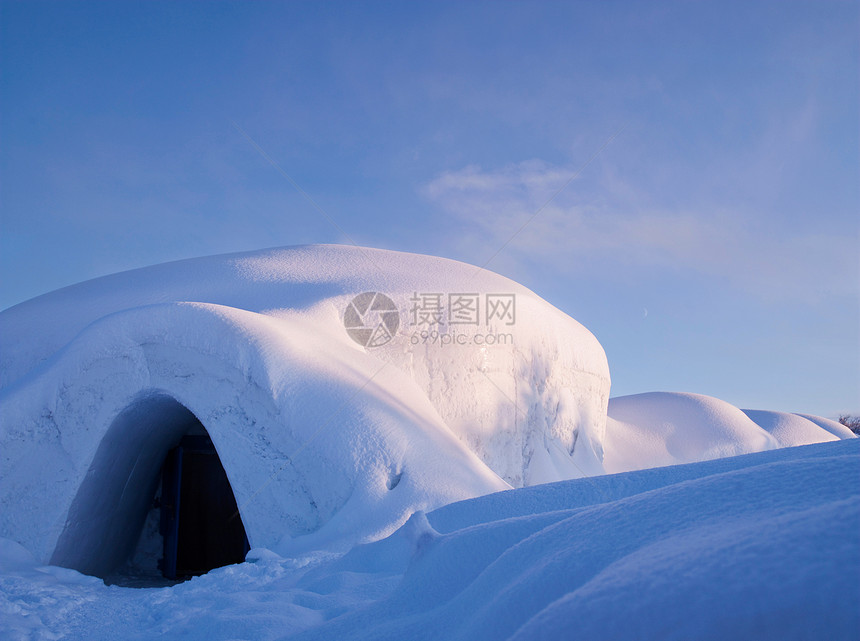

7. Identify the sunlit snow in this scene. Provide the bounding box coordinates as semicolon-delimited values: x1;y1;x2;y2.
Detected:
0;246;855;640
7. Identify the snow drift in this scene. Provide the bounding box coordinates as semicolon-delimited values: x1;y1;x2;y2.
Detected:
2;439;857;640
603;392;853;474
743;409;842;446
0;245;610;577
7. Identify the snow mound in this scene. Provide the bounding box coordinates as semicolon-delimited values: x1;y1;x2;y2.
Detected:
794;413;857;440
603;393;852;474
603;391;781;473
0;245;610;576
3;440;856;640
743;409;841;447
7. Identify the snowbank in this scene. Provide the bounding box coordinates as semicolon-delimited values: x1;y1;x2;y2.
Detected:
603;392;779;473
602;391;852;474
2;439;856;640
794;413;857;440
0;245;610;576
743;409;841;447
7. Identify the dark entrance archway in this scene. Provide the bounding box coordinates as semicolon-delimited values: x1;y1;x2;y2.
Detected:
160;435;250;579
50;393;250;583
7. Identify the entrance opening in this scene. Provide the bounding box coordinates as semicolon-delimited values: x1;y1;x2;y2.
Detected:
160;435;250;579
50;393;250;585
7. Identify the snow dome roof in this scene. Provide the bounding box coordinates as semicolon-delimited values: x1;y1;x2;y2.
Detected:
0;245;610;575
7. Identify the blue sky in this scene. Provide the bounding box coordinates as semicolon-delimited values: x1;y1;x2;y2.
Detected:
1;1;857;416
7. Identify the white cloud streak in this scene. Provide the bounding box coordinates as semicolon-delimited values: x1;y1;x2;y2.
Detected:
422;160;858;303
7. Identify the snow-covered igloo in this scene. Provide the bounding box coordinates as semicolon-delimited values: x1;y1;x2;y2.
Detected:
0;245;610;579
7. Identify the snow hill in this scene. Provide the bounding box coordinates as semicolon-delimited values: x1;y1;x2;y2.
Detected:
2;439;857;640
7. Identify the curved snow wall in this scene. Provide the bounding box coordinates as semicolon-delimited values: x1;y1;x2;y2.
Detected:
0;246;611;572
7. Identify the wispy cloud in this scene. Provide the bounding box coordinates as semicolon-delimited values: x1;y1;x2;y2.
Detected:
422;160;858;302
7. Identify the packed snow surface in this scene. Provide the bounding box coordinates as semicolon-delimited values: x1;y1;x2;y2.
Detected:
2;439;857;640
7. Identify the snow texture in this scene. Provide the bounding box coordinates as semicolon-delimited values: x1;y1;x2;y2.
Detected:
1;439;857;640
0;245;609;576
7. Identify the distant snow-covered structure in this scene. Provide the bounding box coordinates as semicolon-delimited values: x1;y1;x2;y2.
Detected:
602;392;853;474
0;245;610;579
